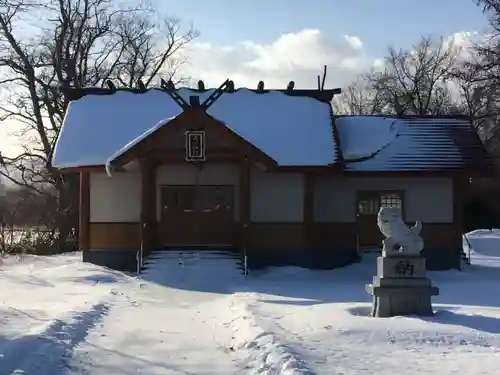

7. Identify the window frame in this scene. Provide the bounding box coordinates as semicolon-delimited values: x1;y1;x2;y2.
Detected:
356;190;405;219
160;184;234;213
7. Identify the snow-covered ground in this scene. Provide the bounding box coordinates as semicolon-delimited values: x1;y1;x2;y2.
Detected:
1;230;500;374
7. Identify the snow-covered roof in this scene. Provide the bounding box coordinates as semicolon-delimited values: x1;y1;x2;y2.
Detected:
52;86;490;173
335;116;492;172
335;116;401;162
52;88;337;169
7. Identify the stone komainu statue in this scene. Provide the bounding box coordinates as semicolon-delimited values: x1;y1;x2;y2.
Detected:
377;207;424;255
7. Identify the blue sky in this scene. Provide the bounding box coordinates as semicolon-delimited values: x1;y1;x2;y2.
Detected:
161;0;488;55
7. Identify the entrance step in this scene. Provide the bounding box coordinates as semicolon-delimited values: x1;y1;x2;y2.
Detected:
141;249;246;275
146;252;241;261
360;247;382;254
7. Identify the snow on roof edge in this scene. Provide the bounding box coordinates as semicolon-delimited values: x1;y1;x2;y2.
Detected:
335;116;402;162
63;85;339;104
105;115;177;177
51;100;77;168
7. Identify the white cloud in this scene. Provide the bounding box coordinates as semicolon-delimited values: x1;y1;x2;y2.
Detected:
344;35;363;50
178;28;375;89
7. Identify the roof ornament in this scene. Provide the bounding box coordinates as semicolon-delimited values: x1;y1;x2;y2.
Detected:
257;81;265;92
160;78;190;110
226;80;235;92
105;80;116;90
137;79;146;90
200;79;231;110
159;77;232;112
317;65;328;91
287;81;295;92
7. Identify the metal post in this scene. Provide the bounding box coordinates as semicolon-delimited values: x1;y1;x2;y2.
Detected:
463;233;472;265
466;233;472;265
137;222;146;275
243;223;249;279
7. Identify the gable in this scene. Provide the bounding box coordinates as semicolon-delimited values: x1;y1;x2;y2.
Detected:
107;108;276;168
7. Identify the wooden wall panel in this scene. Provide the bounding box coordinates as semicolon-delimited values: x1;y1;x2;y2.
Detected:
89;222;141;249
312;223;358;249
245;222;460;253
86;221;461;257
247;223;306;251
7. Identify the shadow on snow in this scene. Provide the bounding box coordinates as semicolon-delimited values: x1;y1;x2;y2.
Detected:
75;344;198;375
0;303;110;375
346;305;500;335
427;309;500;335
138;250;500;310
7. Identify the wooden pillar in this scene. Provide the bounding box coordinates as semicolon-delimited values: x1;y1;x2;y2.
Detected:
453;176;466;267
79;171;90;251
239;157;251;251
140;159;157;253
453;177;465;233
303;172;315;249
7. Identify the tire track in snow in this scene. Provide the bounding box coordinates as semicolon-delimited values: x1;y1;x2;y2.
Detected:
0;303;110;375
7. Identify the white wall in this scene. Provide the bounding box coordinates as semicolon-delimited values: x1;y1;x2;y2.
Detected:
314;176;454;223
90;172;141;222
250;169;304;222
155;163;239;220
89;168;453;225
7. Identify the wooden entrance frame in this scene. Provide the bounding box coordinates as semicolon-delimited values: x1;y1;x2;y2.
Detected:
104;106;278;253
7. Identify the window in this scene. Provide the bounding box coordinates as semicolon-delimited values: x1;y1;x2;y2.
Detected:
199;186;233;211
358;198;380;215
357;191;403;216
380;193;402;209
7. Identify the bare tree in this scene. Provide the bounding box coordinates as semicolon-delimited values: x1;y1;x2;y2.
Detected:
475;0;500;32
0;0;198;250
334;37;462;117
459;1;500;155
332;78;384;115
366;37;459;116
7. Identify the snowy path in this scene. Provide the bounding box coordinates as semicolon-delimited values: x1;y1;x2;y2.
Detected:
70;283;247;374
2;230;500;374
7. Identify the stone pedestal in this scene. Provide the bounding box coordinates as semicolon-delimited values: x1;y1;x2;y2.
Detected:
366;254;439;317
